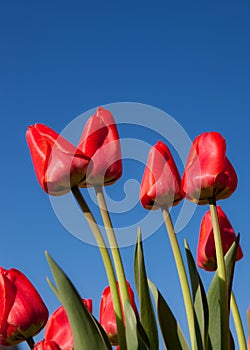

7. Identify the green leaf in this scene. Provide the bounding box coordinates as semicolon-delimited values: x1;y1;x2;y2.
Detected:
123;301;150;350
134;228;159;350
45;251;112;350
124;301;139;349
148;279;190;350
207;235;240;350
185;239;209;350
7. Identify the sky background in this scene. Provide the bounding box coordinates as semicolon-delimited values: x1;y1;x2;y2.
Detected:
0;1;250;349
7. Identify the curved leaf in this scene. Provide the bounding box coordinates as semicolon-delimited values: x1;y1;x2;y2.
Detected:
207;235;240;350
148;279;190;350
185;239;209;350
134;228;159;350
46;251;112;350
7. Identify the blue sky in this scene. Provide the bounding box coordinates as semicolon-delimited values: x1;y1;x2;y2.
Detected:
0;1;250;349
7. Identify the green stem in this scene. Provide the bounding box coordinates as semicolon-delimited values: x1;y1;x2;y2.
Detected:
231;291;247;350
71;186;126;350
209;199;229;350
94;185;130;309
162;208;195;350
26;337;35;349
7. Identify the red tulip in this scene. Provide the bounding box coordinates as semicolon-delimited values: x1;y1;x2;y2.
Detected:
140;141;183;210
78;107;122;187
26;123;89;195
0;268;49;346
99;281;138;345
44;299;92;350
33;340;61;350
197;206;243;271
181;132;237;205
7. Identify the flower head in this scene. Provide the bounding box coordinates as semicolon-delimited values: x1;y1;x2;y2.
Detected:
197;206;243;271
181;132;237;204
26;123;89;195
33;340;62;350
44;299;92;350
140;141;183;210
78;107;122;187
0;268;48;346
99;281;138;345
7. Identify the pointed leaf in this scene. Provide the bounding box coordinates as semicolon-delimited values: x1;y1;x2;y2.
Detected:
148;279;190;350
185;239;209;350
207;235;240;350
46;251;112;350
134;228;159;350
124;301;139;350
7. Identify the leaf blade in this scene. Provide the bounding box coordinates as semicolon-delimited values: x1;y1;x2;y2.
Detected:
46;251;112;350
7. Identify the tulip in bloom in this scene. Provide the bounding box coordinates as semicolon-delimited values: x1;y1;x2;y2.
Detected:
181;132;238;205
44;299;92;350
26;123;90;195
99;281;138;345
197;206;243;271
33;340;61;350
140;141;183;210
0;268;49;346
78;107;122;187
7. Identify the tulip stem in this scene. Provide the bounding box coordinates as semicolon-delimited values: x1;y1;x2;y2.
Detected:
26;337;35;349
231;291;247;350
94;186;130;310
162;208;195;350
209;199;229;350
71;186;126;350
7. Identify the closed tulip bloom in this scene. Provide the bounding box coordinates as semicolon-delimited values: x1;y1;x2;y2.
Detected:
78;107;122;187
181;132;238;205
33;340;61;350
0;268;49;346
99;281;138;345
197;206;243;271
26;124;89;195
44;299;92;350
140;141;183;210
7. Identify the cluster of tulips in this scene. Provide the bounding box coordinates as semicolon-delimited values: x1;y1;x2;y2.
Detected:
0;106;249;350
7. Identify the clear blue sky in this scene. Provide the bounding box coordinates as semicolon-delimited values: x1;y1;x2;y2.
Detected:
1;1;249;349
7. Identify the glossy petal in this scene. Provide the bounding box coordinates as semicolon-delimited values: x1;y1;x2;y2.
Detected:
26;123;89;195
0;268;48;346
78;107;122;187
181;132;238;204
99;281;138;345
44;299;92;350
34;340;61;350
140;141;183;210
197;206;243;271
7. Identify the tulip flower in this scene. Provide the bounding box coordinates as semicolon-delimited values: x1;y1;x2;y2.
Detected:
78;107;122;187
44;299;92;350
99;281;138;345
33;340;61;350
140;140;183;210
26;123;90;195
181;131;238;205
0;268;49;346
197;206;243;271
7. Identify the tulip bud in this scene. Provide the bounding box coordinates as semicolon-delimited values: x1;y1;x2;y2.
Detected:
99;281;138;345
197;206;243;271
78;107;122;187
33;340;61;350
181;132;238;205
0;268;49;346
44;299;92;350
140;141;183;210
26;123;89;195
